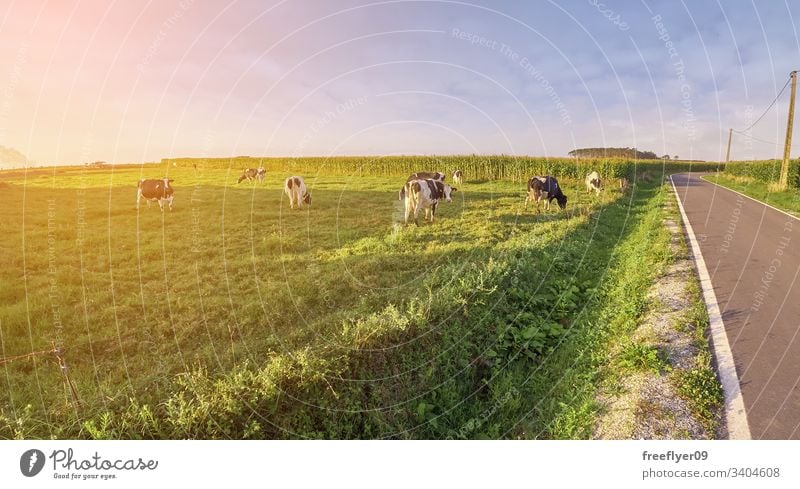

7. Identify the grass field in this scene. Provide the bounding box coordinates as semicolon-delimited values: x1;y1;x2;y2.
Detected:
0;161;688;438
704;173;800;216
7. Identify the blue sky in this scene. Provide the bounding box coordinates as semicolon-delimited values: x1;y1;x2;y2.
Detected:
1;0;799;164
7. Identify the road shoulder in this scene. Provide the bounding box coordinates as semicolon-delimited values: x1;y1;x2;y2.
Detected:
594;184;724;439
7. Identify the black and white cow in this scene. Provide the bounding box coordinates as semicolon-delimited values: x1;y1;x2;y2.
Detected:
585;171;601;194
238;167;266;183
526;175;567;212
137;178;174;211
398;171;445;200
284;176;312;209
404;178;456;225
453;169;464;185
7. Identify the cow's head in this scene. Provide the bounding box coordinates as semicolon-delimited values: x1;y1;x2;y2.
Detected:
443;185;456;202
303;192;312;205
555;193;567;209
163;179;175;206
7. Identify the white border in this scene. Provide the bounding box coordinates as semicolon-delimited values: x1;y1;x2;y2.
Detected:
670;175;752;440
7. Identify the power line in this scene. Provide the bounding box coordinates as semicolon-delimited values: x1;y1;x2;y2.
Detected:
731;129;780;146
736;75;791;133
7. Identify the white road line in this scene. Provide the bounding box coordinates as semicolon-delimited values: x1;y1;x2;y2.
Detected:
701;173;800;222
670;175;752;440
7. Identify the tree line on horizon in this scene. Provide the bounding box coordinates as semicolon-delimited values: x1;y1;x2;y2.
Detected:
568;147;679;160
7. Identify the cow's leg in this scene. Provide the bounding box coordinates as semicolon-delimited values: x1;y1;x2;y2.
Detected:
158;199;164;212
414;205;421;225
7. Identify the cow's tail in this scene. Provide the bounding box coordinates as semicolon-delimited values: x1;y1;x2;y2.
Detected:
409;182;422;204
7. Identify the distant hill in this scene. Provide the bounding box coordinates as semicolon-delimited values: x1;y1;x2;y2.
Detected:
0;146;28;168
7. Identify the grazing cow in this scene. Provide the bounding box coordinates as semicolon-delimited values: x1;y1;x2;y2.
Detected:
453;170;464;185
398;171;445;200
526;175;567;212
404;178;456;225
238;167;266;183
585;171;601;194
137;178;174;211
284;176;312;209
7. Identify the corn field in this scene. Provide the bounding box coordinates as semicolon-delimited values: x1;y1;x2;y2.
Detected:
161;155;723;182
722;159;800;188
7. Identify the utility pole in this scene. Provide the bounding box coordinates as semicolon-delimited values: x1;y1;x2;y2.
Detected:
726;128;733;162
780;70;797;190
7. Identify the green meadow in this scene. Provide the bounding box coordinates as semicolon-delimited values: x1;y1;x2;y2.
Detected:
0;159;691;438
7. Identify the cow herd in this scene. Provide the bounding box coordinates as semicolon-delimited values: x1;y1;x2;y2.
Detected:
136;167;606;225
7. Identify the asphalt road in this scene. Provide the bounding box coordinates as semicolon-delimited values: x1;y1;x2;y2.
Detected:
672;173;800;439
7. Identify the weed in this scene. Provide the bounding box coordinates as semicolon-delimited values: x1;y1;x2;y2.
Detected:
616;342;670;373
